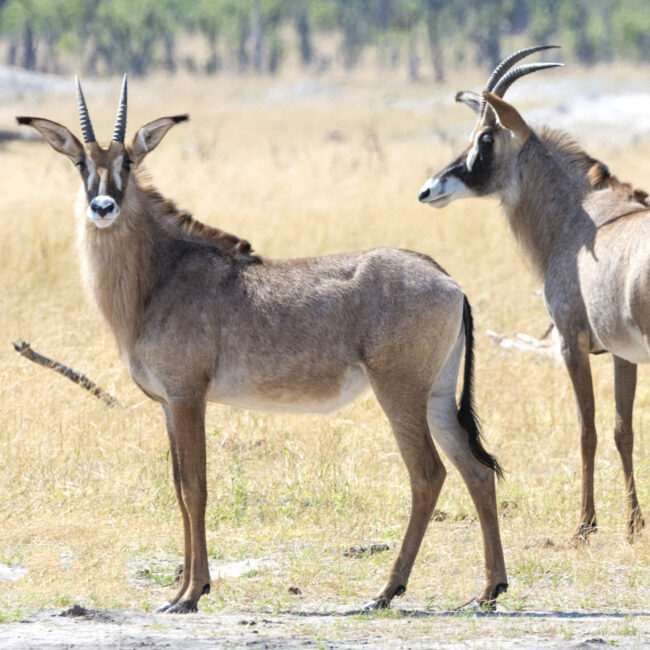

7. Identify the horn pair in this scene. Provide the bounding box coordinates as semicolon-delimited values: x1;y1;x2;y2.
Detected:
75;74;127;144
478;45;563;122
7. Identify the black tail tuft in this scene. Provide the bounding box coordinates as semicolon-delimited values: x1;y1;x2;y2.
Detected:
457;296;504;480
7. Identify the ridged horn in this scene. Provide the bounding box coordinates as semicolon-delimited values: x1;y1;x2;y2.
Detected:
492;62;564;98
75;76;96;143
112;74;127;143
479;45;560;120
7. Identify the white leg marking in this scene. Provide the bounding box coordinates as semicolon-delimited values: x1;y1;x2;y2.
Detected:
427;329;491;483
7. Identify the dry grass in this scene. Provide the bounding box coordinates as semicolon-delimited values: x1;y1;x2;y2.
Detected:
0;68;648;639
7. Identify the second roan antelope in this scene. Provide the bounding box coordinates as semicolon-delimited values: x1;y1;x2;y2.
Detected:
17;77;506;613
419;45;647;540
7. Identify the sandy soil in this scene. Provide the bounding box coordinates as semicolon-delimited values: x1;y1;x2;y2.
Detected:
2;64;649;649
1;604;649;649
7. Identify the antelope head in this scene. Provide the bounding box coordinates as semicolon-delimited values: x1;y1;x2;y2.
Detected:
17;76;188;229
418;45;563;208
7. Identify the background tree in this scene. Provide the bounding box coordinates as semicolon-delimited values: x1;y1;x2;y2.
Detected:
0;0;648;78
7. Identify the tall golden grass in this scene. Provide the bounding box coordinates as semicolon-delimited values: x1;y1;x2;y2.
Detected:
0;68;648;626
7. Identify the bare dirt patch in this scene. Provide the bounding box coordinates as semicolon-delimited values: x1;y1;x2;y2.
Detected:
1;605;648;649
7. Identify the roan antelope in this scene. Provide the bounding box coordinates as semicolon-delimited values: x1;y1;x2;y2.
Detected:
419;45;647;540
17;77;507;612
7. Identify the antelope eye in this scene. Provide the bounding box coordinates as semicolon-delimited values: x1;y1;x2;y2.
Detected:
480;133;494;145
123;157;132;171
76;159;87;172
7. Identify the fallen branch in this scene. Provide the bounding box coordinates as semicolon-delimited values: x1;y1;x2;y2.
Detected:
486;329;560;359
12;341;119;407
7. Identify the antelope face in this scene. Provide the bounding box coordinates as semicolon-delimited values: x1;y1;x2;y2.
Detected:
17;75;187;232
418;45;563;210
79;142;131;228
418;128;503;208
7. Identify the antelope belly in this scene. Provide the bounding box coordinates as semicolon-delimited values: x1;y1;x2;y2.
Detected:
602;328;650;364
208;363;370;414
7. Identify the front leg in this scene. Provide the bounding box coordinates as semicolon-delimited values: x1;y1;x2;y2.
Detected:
560;336;598;540
159;398;210;613
156;405;193;612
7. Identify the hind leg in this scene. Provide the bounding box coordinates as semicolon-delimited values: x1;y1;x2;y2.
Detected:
364;372;446;609
427;336;507;608
613;356;644;539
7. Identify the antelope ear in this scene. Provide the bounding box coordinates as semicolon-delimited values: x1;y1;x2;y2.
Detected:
16;116;84;163
130;114;189;165
482;91;531;146
455;90;481;115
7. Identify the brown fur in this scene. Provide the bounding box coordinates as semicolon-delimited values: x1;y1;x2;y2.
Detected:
19;108;507;614
424;95;648;541
134;170;258;261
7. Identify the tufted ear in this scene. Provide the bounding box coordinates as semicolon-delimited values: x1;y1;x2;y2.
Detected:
16;116;85;163
130;114;189;166
455;90;482;115
482;91;531;146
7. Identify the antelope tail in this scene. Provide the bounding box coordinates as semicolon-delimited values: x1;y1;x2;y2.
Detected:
457;296;504;479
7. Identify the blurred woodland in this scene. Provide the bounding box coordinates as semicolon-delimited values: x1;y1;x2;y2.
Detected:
0;0;649;80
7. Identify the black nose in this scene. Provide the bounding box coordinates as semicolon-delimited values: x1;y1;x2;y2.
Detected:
418;188;430;202
91;198;115;217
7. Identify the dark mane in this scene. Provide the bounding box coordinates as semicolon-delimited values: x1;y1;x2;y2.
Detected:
537;126;648;206
169;208;261;262
138;183;260;262
587;162;649;206
537;126;600;182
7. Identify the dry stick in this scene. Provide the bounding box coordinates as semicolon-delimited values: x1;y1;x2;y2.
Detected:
12;341;119;407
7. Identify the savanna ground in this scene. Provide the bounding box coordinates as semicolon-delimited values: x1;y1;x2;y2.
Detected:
0;63;649;648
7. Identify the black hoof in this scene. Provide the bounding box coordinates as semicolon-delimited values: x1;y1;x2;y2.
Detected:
627;511;645;540
361;597;390;611
459;582;507;612
574;522;597;543
165;600;198;614
361;586;404;612
480;581;508;610
155;602;173;613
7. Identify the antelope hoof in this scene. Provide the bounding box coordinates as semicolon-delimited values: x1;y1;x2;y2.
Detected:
361;597;390;612
155;601;173;613
627;510;645;541
478;582;508;611
574;521;597;543
165;599;198;614
361;585;405;612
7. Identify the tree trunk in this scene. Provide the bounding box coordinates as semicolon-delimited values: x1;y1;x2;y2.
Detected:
425;0;445;83
295;6;312;66
238;14;250;71
163;31;177;73
572;3;595;65
7;37;17;66
407;23;419;82
21;23;37;70
205;28;221;74
252;0;263;72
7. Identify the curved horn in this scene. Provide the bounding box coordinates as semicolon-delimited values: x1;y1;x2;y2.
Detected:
75;76;96;143
492;62;564;98
479;45;560;119
112;74;128;143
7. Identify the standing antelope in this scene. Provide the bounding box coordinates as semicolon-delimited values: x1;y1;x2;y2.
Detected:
17;77;507;613
419;45;647;540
